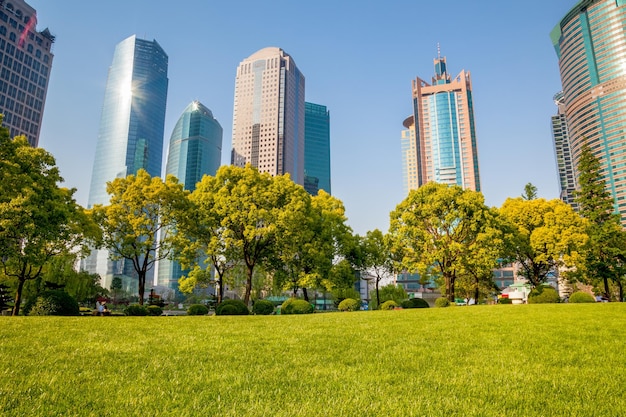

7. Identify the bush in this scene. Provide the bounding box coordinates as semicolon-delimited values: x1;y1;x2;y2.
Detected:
528;286;560;304
568;291;596;303
498;297;512;304
379;300;398;310
147;305;163;316
281;298;314;314
26;290;79;316
400;298;430;309
435;297;451;308
215;299;249;316
338;298;360;312
252;299;275;315
124;304;149;316
187;304;209;316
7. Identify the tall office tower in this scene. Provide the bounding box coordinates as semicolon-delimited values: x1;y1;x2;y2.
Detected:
304;102;331;195
0;0;54;147
231;47;305;184
402;54;481;194
551;0;626;223
551;91;577;207
157;100;223;293
83;35;168;290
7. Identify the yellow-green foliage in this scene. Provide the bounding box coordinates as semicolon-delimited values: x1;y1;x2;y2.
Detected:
379;300;398;310
568;291;596;303
338;298;359;312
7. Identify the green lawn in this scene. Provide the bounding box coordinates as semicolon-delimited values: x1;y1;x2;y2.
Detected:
1;304;625;416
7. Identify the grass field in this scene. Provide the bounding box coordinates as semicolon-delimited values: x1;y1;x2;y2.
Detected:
1;304;625;416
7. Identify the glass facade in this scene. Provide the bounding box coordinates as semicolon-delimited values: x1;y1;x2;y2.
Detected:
552;0;626;223
304;102;331;195
82;35;168;291
405;55;481;193
551;91;577;207
0;0;54;147
157;101;223;293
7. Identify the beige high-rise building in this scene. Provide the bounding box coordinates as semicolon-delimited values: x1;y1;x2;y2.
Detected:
231;47;305;184
401;54;481;194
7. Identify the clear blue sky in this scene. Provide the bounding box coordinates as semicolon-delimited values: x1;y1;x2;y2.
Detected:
34;0;572;236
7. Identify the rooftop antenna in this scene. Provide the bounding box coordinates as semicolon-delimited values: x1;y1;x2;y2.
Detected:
437;43;441;59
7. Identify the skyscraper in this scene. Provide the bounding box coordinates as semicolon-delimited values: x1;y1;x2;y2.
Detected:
402;54;481;194
83;35;168;290
157;100;223;293
231;47;305;184
304;101;331;195
0;0;54;147
551;0;626;223
551;91;577;207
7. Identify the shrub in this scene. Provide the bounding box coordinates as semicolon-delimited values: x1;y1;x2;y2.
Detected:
252;299;275;315
435;297;451;308
281;298;314;314
147;305;163;316
26;290;80;316
568;291;596;303
215;299;249;316
498;297;512;304
187;304;209;316
338;298;360;312
528;286;560;304
401;298;430;309
124;304;149;316
379;300;398;310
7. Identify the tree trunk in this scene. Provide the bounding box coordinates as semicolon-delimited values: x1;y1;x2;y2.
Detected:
617;278;624;302
217;276;224;304
446;272;456;302
376;278;380;309
12;278;25;316
473;275;480;305
138;271;146;305
244;266;253;306
302;287;309;302
603;276;611;301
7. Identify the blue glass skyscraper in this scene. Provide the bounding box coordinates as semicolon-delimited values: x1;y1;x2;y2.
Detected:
83;35;168;291
304;102;331;195
157;101;223;293
87;35;168;208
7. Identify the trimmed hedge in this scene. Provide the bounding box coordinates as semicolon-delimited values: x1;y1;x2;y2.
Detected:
528;286;560;304
568;291;595;303
26;290;80;316
379;300;398;310
124;304;149;316
338;298;360;312
147;305;163;316
281;298;314;314
400;298;429;309
498;297;512;304
187;304;209;315
216;299;249;316
435;298;451;308
252;299;275;315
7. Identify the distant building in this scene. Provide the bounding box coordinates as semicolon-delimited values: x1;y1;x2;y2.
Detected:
82;35;168;291
304;102;331;195
551;0;626;224
551;91;577;207
402;52;481;193
157;100;223;293
231;47;305;184
0;0;54;146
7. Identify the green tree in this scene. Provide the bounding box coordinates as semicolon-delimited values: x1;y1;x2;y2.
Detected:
91;170;189;305
369;284;407;309
522;183;538;200
574;143;626;301
389;182;499;301
0;126;90;315
360;229;394;308
39;254;106;304
499;197;588;287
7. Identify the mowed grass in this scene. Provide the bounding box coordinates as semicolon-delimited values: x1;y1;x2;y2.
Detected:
1;304;626;417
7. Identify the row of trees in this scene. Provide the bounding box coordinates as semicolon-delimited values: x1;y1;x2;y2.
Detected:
2;116;625;314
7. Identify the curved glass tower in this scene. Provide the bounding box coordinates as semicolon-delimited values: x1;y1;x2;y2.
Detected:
551;0;626;222
87;35;168;208
157;101;223;293
83;35;168;291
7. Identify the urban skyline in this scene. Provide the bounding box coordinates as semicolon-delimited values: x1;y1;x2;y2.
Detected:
35;1;575;236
